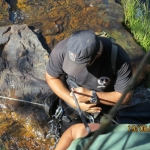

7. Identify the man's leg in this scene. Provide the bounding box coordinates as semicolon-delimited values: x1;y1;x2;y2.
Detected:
55;123;100;150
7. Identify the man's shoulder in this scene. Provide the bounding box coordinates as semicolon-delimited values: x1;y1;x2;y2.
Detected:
46;38;69;77
117;45;131;63
54;38;69;52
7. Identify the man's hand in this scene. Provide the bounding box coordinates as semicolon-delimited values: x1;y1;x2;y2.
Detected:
77;101;101;113
46;72;101;113
70;87;101;113
71;87;92;103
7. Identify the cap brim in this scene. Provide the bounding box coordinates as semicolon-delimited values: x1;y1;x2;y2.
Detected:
62;52;88;76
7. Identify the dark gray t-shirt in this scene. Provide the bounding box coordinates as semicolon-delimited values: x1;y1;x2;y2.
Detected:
46;37;132;93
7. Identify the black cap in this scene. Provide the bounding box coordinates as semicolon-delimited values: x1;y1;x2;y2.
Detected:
62;30;100;76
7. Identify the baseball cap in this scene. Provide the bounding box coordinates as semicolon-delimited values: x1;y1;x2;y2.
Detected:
62;30;100;76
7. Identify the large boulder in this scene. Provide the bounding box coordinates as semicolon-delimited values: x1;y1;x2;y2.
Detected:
0;24;52;147
0;24;50;101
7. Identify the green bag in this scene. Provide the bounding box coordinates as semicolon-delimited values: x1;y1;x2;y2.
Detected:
67;123;150;150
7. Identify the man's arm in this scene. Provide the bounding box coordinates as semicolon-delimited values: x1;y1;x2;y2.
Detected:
45;72;73;106
96;90;133;105
71;58;133;105
45;72;101;113
72;87;133;105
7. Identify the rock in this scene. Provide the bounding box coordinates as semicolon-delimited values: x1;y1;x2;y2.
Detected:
0;111;6;122
0;0;11;27
144;72;150;88
0;24;52;143
132;61;150;86
0;26;11;44
0;24;50;101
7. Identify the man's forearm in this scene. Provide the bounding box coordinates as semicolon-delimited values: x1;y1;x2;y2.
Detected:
45;72;75;108
71;86;133;106
45;72;101;113
96;91;133;106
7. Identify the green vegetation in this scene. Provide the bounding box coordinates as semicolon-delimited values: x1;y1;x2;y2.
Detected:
122;0;150;52
122;0;150;88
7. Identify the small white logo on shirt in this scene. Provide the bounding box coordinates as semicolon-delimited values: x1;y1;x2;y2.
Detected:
97;77;110;88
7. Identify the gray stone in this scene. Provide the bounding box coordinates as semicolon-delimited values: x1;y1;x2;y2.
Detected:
0;24;50;103
0;24;52;141
0;26;11;44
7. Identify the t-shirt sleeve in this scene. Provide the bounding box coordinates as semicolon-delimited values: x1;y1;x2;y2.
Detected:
114;45;133;93
46;39;68;78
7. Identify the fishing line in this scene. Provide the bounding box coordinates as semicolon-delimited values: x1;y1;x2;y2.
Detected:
0;96;44;107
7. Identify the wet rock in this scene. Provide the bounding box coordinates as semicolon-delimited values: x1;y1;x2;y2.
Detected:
0;24;53;149
132;61;150;86
43;23;63;35
0;26;11;44
0;57;5;71
0;24;52;139
144;73;150;88
0;24;50;101
0;112;6;123
0;0;11;26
